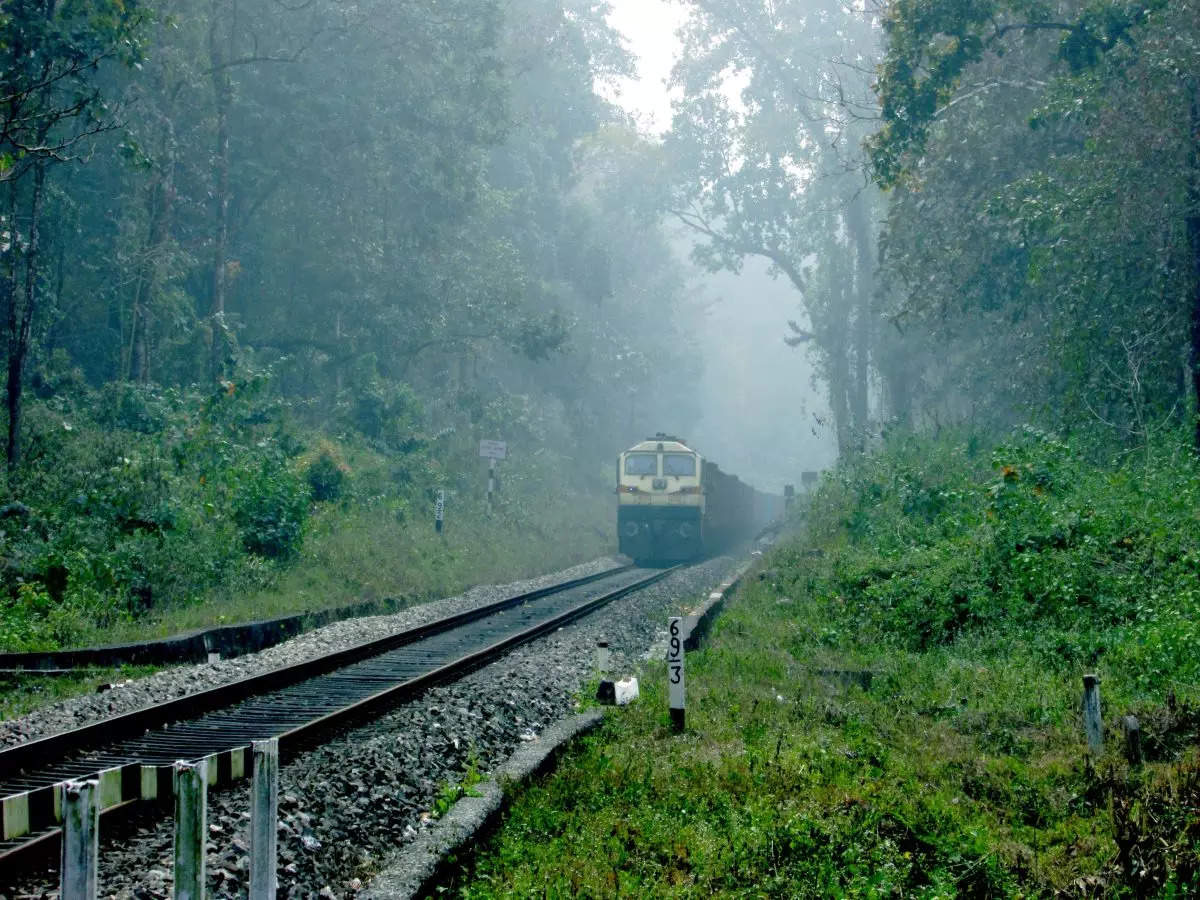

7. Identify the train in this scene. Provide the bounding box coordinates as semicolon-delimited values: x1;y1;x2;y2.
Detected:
616;434;785;563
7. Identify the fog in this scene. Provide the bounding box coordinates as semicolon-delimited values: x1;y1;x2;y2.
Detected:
680;251;836;492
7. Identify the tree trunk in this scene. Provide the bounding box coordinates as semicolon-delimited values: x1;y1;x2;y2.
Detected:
130;148;176;384
846;193;874;449
828;280;853;459
209;7;233;382
1190;82;1200;450
7;161;45;470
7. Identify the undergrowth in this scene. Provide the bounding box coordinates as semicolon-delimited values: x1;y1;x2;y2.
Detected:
0;371;612;657
447;428;1200;897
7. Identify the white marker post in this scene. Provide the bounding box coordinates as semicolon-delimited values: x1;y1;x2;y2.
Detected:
250;738;279;900
173;759;208;900
667;617;685;733
479;439;507;509
60;779;99;900
434;489;445;534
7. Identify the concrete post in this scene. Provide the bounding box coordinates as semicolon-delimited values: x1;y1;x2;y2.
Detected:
60;779;99;900
250;739;279;900
595;640;610;675
1082;674;1103;755
173;759;208;900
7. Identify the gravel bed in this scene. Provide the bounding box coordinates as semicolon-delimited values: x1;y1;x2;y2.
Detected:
3;555;739;900
0;557;622;748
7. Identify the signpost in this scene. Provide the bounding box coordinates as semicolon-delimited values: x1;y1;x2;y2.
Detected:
434;489;445;534
667;616;685;732
479;440;507;507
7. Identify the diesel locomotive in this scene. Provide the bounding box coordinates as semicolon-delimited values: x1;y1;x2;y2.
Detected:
616;435;783;563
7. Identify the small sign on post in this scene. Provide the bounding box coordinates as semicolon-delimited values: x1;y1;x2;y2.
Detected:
479;440;507;508
478;439;507;460
667;616;685;733
434;489;445;534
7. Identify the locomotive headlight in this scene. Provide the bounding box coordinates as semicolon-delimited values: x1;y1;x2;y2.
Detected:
623;521;640;537
679;522;694;539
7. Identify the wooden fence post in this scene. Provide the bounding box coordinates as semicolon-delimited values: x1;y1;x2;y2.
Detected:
1082;674;1103;755
60;779;99;900
174;759;208;900
250;739;279;900
1122;715;1143;765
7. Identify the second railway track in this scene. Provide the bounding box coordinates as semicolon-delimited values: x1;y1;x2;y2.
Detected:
0;563;675;866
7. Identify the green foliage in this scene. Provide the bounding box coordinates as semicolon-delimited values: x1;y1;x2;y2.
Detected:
306;452;346;502
453;430;1200;896
233;463;310;559
872;0;1196;435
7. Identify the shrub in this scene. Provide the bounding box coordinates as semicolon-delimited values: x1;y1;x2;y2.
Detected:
233;464;310;558
306;452;347;502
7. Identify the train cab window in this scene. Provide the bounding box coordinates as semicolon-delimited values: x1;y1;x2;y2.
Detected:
624;453;658;476
663;453;697;476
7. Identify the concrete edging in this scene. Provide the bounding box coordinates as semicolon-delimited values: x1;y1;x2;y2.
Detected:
681;561;750;651
0;597;405;673
363;709;607;900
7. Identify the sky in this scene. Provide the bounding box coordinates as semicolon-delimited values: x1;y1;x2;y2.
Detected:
599;0;687;134
600;1;838;488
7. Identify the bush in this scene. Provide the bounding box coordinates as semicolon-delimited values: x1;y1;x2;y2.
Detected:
306;452;347;502
233;464;310;558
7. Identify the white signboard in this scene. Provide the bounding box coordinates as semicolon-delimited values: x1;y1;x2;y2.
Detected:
666;617;685;710
479;439;507;460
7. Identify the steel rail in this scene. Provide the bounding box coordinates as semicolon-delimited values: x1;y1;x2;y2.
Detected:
0;564;632;781
0;564;676;873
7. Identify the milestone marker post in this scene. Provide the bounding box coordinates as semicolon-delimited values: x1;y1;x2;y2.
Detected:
667;616;685;733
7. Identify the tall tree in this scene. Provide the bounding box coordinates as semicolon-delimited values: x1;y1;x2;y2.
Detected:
666;0;885;456
0;0;145;467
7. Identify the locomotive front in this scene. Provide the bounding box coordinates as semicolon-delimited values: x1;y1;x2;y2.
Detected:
616;436;704;564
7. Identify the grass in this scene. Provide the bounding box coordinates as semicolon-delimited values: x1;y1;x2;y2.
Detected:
0;665;163;720
441;431;1200;897
85;491;612;644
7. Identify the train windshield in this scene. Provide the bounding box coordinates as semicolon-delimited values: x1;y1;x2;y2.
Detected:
624;453;658;476
663;453;696;476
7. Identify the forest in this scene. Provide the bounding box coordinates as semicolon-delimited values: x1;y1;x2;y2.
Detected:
1;0;1198;655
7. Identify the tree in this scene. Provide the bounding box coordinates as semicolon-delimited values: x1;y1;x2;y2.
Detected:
666;0;886;456
0;0;146;468
870;0;1200;445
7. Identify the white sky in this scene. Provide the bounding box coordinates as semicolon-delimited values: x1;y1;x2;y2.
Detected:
600;0;687;133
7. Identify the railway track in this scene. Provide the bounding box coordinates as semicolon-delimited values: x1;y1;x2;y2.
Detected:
0;563;674;870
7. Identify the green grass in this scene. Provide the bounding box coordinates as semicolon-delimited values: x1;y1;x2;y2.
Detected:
443;431;1200;897
0;665;163;720
85;491;612;645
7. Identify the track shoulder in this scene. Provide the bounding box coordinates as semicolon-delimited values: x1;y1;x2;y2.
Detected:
363;709;606;900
